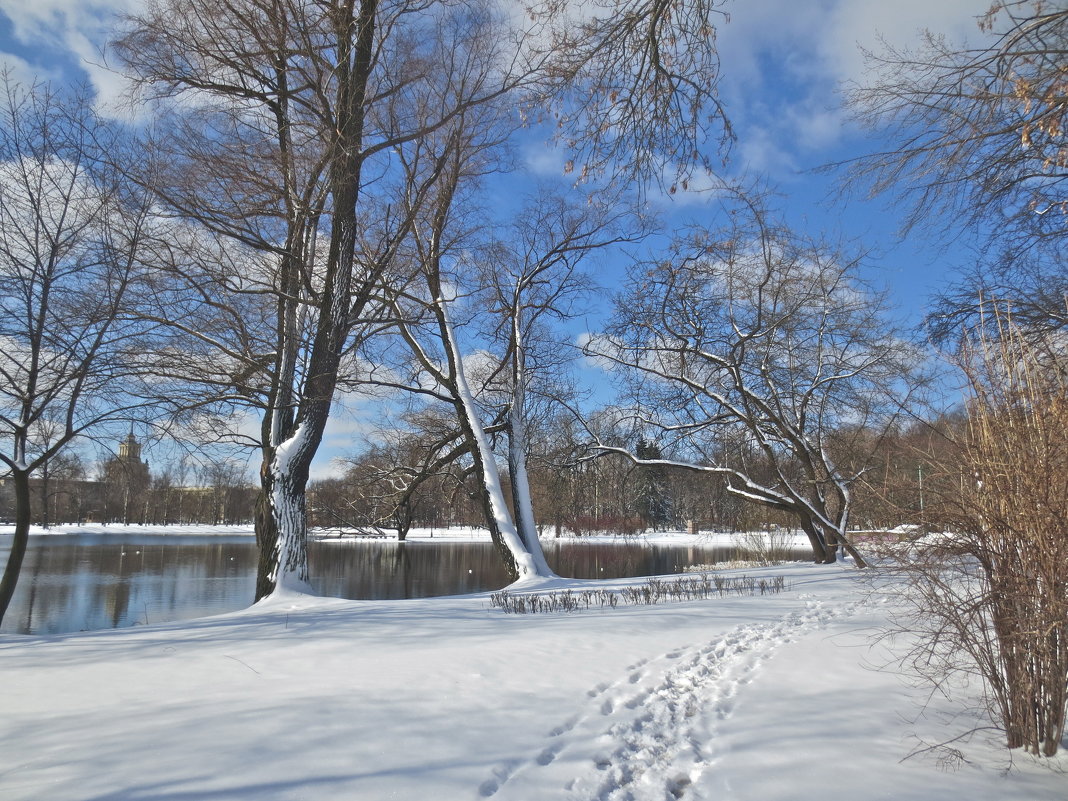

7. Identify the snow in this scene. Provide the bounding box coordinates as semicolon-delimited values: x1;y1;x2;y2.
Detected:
0;523;258;537
0;522;816;549
2;559;1064;801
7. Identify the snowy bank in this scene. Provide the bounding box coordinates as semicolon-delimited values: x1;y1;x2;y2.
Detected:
1;523;815;550
0;523;257;538
1;562;1064;801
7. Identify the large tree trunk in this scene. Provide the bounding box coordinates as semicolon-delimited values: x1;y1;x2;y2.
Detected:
797;513;829;563
0;469;32;626
800;508;868;568
507;405;555;577
253;0;378;599
254;438;313;600
821;522;839;564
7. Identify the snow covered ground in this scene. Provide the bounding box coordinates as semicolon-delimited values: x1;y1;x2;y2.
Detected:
1;561;1064;801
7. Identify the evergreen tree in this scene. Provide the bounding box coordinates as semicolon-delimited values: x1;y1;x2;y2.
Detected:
633;438;673;530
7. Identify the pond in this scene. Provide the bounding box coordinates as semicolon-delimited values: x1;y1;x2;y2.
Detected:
0;534;781;635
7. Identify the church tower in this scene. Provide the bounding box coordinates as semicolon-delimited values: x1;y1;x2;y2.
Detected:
102;431;151;523
118;431;142;462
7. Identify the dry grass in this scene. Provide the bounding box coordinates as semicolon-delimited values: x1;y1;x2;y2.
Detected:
897;307;1068;756
489;573;788;614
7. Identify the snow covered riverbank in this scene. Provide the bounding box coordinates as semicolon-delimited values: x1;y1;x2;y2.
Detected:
1;522;813;549
1;561;1063;801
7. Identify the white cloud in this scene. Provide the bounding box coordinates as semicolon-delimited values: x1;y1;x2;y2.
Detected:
822;0;989;82
0;0;139;114
0;53;55;88
715;0;992;178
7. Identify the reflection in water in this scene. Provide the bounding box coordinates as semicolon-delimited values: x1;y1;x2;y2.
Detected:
0;535;792;635
1;536;255;636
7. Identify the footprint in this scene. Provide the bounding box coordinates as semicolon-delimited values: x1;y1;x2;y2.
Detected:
669;775;692;798
537;746;560;766
601;698;614;715
548;715;578;737
478;779;499;797
587;681;610;698
629;671;643;683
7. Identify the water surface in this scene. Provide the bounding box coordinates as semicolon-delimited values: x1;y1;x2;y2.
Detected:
0;534;771;635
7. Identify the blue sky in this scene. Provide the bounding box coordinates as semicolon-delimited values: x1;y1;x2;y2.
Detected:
0;0;992;475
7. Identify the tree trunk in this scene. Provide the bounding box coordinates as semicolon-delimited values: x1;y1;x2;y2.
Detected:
507;408;555;577
252;0;377;601
39;462;49;529
821;523;839;564
0;469;32;626
426;297;545;581
395;499;412;541
797;513;829;563
832;524;868;568
254;449;311;601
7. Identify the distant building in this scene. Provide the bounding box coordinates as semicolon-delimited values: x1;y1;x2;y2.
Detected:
99;432;152;524
0;433;255;526
118;432;143;463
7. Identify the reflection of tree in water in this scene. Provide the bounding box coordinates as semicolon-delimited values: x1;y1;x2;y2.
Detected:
547;542;795;579
307;542;510;601
108;570;131;629
550;542;645;578
20;543;43;632
2;538;807;635
0;537;260;634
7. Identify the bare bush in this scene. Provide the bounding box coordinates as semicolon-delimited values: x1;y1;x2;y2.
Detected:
489;573;787;614
894;307;1068;756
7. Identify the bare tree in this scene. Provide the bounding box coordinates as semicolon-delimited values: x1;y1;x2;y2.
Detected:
475;192;638;570
114;0;734;598
114;0;511;599
0;78;156;625
846;1;1068;252
373;103;546;577
926;245;1068;348
587;196;916;565
371;87;660;575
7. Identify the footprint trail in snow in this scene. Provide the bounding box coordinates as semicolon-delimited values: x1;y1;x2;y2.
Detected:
480;598;856;801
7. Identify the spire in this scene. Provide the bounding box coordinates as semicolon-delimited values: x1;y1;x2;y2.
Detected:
119;430;141;462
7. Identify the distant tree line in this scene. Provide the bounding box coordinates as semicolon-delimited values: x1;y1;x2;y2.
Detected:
309;414;946;539
0;441;255;526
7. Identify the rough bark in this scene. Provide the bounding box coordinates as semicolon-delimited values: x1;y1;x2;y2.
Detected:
255;448;311;599
797;514;829;563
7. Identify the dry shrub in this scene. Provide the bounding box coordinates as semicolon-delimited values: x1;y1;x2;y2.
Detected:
489;574;788;614
899;307;1068;756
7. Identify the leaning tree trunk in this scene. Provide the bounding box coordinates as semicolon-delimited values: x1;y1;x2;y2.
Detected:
439;302;545;581
0;468;32;626
507;406;555;577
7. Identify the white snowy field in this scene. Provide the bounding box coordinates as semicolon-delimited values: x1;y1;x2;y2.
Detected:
2;562;1065;801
